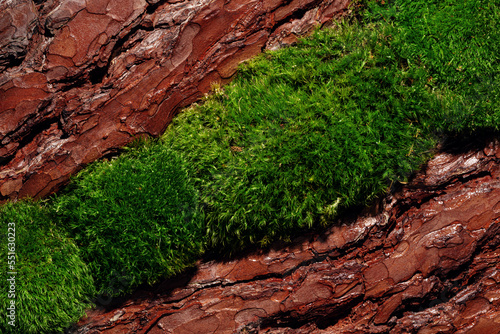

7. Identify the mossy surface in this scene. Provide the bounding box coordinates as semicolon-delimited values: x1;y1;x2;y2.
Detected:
0;201;94;334
1;0;499;332
52;141;204;296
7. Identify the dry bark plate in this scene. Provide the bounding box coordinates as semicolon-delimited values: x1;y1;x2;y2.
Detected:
0;0;349;201
69;140;500;333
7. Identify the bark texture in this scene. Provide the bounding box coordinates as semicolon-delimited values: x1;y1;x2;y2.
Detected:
0;0;350;201
71;138;500;333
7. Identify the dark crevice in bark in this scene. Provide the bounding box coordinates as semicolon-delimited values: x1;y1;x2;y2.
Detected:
315;297;366;329
57;73;89;91
94;269;199;310
267;0;323;40
17;117;60;149
0;102;55;168
0;54;25;70
0;120;57;170
88;65;110;85
394;169;494;218
92;24;156;86
451;170;493;185
439;131;500;154
427;170;493;191
391;192;442;221
58;119;71;139
145;0;168;15
261;296;365;331
0;155;12;166
99;149;125;162
42;26;54;38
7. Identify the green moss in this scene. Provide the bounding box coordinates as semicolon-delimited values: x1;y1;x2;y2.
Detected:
163;22;440;252
366;0;500;132
162;0;500;253
53;140;204;296
0;201;94;333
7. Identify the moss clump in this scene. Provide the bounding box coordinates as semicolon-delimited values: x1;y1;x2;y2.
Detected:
53;141;204;296
163;22;439;252
162;0;500;253
0;201;94;333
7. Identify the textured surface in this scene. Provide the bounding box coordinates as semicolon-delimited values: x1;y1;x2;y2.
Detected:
71;138;500;333
0;0;350;201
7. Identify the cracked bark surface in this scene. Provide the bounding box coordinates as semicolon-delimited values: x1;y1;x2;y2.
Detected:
70;138;500;333
0;0;350;201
